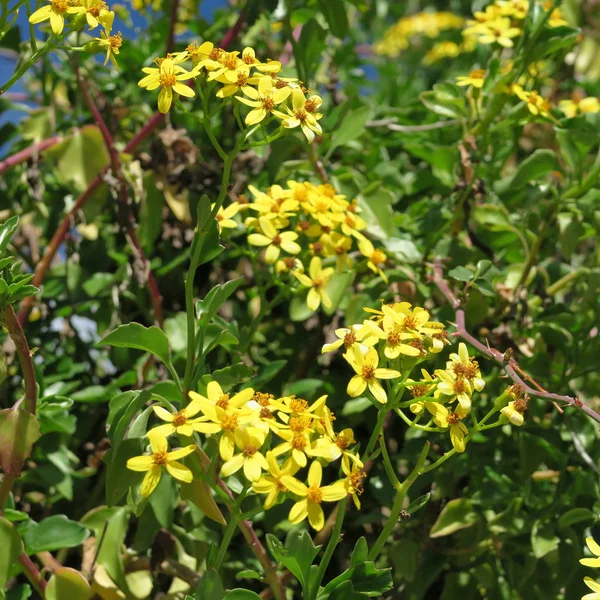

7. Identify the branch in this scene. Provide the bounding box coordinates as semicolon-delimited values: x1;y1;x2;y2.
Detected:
431;259;600;424
0;136;62;174
77;69;165;327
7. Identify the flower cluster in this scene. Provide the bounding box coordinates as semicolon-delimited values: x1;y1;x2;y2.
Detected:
29;0;123;67
373;11;465;57
559;94;600;119
219;180;390;311
580;537;600;600
138;42;324;142
127;381;365;531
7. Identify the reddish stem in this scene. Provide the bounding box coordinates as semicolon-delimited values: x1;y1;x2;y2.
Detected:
431;259;600;424
0;136;61;175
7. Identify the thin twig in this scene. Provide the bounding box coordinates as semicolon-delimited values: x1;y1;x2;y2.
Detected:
366;118;461;132
431;259;600;424
0;135;62;174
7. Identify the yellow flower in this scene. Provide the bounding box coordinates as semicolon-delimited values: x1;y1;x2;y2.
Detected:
272;428;314;468
252;452;299;509
322;231;353;271
248;217;301;264
271;395;326;417
581;538;600;568
435;368;472;412
150;395;206;437
185;41;215;65
582;577;600;600
321;324;374;354
456;69;485;89
239;47;282;73
500;399;528;426
356;235;388;283
216;71;261;98
407;369;438;415
293;256;334;311
343;344;401;404
95;28;122;68
344;464;366;509
278;89;323;143
362;314;423;360
236;77;291;125
126;431;195;497
29;0;84;35
559;96;600;119
309;428;364;474
191;381;254;411
281;461;347;531
476;18;521;47
213;202;240;231
138;57;199;114
515;88;553;118
80;0;110;29
220;427;268;482
446;343;485;391
428;404;469;453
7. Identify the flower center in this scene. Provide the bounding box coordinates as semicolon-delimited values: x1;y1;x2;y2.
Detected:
410;385;428;398
153;451;168;466
387;330;400;345
291;433;307;450
361;365;375;381
294;109;308;122
109;33;122;49
343;332;356;347
307;485;323;504
289;416;310;432
243;446;257;457
160;73;177;87
216;394;230;409
236;73;248;86
304;98;318;112
262;97;275;111
275;79;288;89
221;414;238;431
453;379;467;394
243;54;256;65
88;1;106;16
259;407;273;419
290;398;309;413
470;69;485;79
349;470;366;494
371;249;386;265
209;48;223;60
221;53;239;70
172;411;187;427
336;434;350;450
403;315;417;330
312;276;323;289
254;392;273;407
51;0;68;12
447;412;462;425
272;234;282;246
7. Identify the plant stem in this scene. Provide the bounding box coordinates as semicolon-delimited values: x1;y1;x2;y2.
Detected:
363;407;387;459
379;433;401;489
309;497;347;600
367;442;430;561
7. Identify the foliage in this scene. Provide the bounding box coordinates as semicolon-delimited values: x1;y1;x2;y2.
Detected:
1;0;600;599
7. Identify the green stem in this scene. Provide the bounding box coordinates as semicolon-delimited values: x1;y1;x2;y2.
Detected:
395;408;440;432
363;407;387;459
0;39;55;94
212;491;245;569
379;433;401;489
367;442;430;561
309;498;347;600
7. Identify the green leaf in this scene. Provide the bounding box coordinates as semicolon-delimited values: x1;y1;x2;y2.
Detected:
45;568;91;600
296;19;327;85
531;520;559;558
139;174;165;253
180;478;227;526
24;515;89;553
341;397;372;416
323;562;393;597
244;360;287;390
350;537;368;566
197;278;244;327
407;493;431;515
0;217;19;255
196;217;224;267
223;591;262;599
495;149;561;193
429;498;477;538
420;83;467;119
196;569;225;600
329;105;373;156
359;187;397;239
0;516;24;587
317;0;348;38
0;408;41;476
99;323;171;366
327;580;369;599
290;292;315;322
267;531;320;594
448;266;474;282
558;508;596;529
104;438;143;507
95;507;131;594
200;363;254;391
323;271;354;316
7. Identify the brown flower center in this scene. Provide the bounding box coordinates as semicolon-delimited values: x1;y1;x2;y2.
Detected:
153;451;168;466
290;398;309;413
172;411;187;427
216;394;230;409
291;433;307;450
343;332;356;347
221;414;238;431
307;485;323;504
160;73;177;87
361;365;375;381
243;446;257;457
447;412;462;425
51;0;68;12
262;97;275;111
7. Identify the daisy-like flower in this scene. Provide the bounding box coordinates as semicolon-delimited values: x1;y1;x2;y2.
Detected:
29;0;84;35
95;27;122;68
216;71;261;99
138;57;199;114
185;41;215;65
278;89;323;143
428;403;470;453
343;344;401;404
582;577;600;600
220;427;268;482
239;47;282;73
356;235;389;283
309;428;364;473
321;324;374;354
344;464;367;509
190;381;254;411
476;18;521;47
272;428;315;468
293;256;335;312
456;69;485;89
80;0;110;29
150;395;206;438
281;461;347;531
581;538;600;568
407;369;438;415
236;77;291;125
248;217;301;264
126;431;195;497
501;398;528;426
559;96;600;119
252;452;299;509
362;315;423;359
213;202;241;231
435;368;472;412
446;343;485;391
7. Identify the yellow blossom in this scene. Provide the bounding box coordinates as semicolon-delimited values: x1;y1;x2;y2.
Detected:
150;395;206;438
213;202;241;231
293;256;334;311
581;538;600;568
343;344;401;404
248;217;301;263
252;452;299;509
220;427;268;482
237;77;291;125
456;69;486;89
582;577;600;600
281;461;346;531
29;0;84;35
278;89;323;143
126;431;195;497
428;404;470;453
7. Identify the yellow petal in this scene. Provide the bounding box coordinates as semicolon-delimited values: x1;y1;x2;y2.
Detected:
288;499;308;524
347;375;366;398
166;445;195;461
321;481;348;502
127;455;153;471
141;465;162;497
280;475;307;497
307;460;322;487
165;461;193;483
220;453;245;478
307;502;325;531
587;537;600;557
